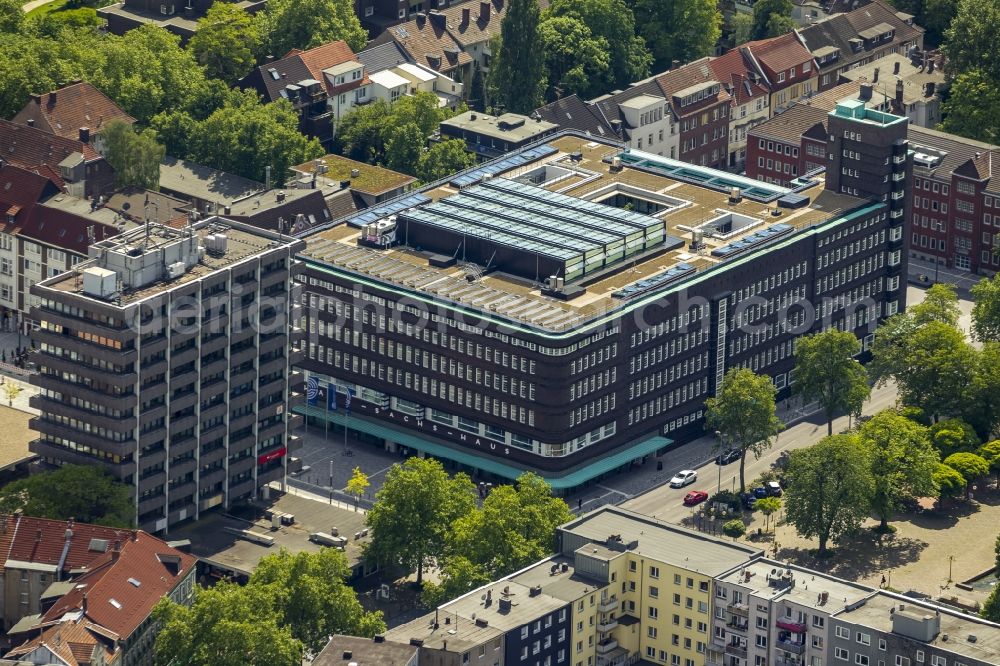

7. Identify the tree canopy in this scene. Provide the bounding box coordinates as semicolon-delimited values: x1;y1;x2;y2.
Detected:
366;457;476;585
0;465;133;528
189;2;261;85
932;462;966;499
538;16;611;101
857;410;938;530
257;0;366;58
972;272;1000;342
546;0;651;91
101;120;164;191
783;435;874;556
942;452;990;494
488;0;546;113
154;547;383;665
705;368;784;493
751;0;793;40
629;0;722;71
943;0;1000;82
793;328;870;435
928;418;981;457
416;139;475;183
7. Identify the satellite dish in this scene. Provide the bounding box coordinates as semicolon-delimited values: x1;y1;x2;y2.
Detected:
121;202;131;211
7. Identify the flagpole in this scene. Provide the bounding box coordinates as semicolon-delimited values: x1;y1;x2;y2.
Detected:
325;386;329;440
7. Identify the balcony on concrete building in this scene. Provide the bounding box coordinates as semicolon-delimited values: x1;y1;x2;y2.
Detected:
596;638;619;655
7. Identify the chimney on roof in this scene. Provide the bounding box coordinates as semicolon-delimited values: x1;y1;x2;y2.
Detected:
480;0;490;21
895;78;904;107
461;6;470;24
26;119;34;127
671;60;680;70
265;54;274;63
894;60;901;75
416;12;426;26
859;83;872;101
872;67;879;83
82;593;87;616
928;59;935;74
79;127;90;144
925;81;936;98
48;90;56;105
429;9;446;27
111;540;121;563
30;93;41;105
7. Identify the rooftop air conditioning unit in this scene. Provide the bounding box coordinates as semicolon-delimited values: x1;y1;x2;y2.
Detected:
166;262;186;279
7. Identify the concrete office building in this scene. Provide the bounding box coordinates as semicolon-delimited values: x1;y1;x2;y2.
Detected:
296;98;909;489
28;218;305;533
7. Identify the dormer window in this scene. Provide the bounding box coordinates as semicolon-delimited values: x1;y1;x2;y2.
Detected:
777;72;785;83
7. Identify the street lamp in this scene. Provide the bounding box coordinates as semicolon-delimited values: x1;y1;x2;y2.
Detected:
715;430;723;494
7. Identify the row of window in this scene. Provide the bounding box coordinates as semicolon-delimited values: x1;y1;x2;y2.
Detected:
630;329;708;375
627;377;708;427
630;352;708;401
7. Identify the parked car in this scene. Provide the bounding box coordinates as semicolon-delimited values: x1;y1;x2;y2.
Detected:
741;492;758;510
715;449;741;465
683;490;709;506
752;486;769;500
766;481;783;497
669;470;698;488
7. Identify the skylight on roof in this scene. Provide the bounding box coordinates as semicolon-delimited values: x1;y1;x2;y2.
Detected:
268;68;280;80
109;599;121;609
128;578;141;587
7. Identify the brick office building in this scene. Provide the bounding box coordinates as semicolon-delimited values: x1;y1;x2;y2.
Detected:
294;101;909;489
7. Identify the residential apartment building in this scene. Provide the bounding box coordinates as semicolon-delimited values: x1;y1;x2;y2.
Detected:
98;0;266;40
591;85;679;160
798;0;924;91
294;102;908;489
239;41;369;145
748;92;999;277
28;218;305;533
11;81;135;146
5;524;196;666
750;33;818;115
379;506;1000;666
708;47;772;172
834;54;946;128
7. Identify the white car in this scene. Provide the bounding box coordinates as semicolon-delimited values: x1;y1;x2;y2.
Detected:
669;470;698;488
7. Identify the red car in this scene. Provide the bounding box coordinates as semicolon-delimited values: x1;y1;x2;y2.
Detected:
683;490;709;506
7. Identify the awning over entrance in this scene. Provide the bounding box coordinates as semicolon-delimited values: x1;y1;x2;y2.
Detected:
294;405;670;490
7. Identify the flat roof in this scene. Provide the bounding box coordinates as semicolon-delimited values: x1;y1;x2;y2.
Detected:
301;133;864;335
718;558;872;610
167;491;369;577
39;218;299;306
441;111;557;142
158;157;264;205
314;635;417;666
0;406;35;472
386;613;502;652
620;94;665;109
369;69;410;89
835;592;1000;664
396;62;436;82
440;579;567;632
560;507;761;577
292;154;415;195
509;556;605;603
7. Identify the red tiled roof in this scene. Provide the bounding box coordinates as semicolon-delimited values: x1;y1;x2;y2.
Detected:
0;119;101;178
374;15;472;73
293;40;356;81
0;163;62;210
243;40;359;102
10;82;135;142
6;619;121;665
752;32;815;76
18;205;119;255
0;515;130;575
42;532;196;640
655;59;731;114
709;49;770;105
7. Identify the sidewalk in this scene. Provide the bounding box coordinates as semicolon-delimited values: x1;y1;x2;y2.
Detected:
0;375;38;415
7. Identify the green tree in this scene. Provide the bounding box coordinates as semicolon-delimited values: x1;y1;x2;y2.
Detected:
944;0;1000;81
538;16;611;101
705;368;784;493
929;418;980;457
0;0;24;34
383;123;426;175
250;548;385;652
488;0;546;113
858;410;939;531
335;100;392;162
630;0;722;71
154;583;302;666
469;63;485;112
366;457;476;585
420;556;491;608
0;465;133;527
765;13;796;37
755;496;781;533
943;452;990;495
546;0;651;89
182;91;324;183
189;2;261;85
871;320;977;421
732;13;754;46
913;283;962;326
966;342;1000;439
793;328;870;436
978;440;1000;483
101;120;165;190
345;466;369;508
932;462;966;500
983;584;1000;622
416;139;475;183
784;435;875;556
971;272;1000;342
921;0;959;46
447;473;572;578
752;0;792;40
3;382;21;406
259;0;366;58
722;519;746;541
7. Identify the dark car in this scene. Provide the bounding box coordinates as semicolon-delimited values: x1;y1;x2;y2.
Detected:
741;492;758;510
715;449;741;465
752;486;769;500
